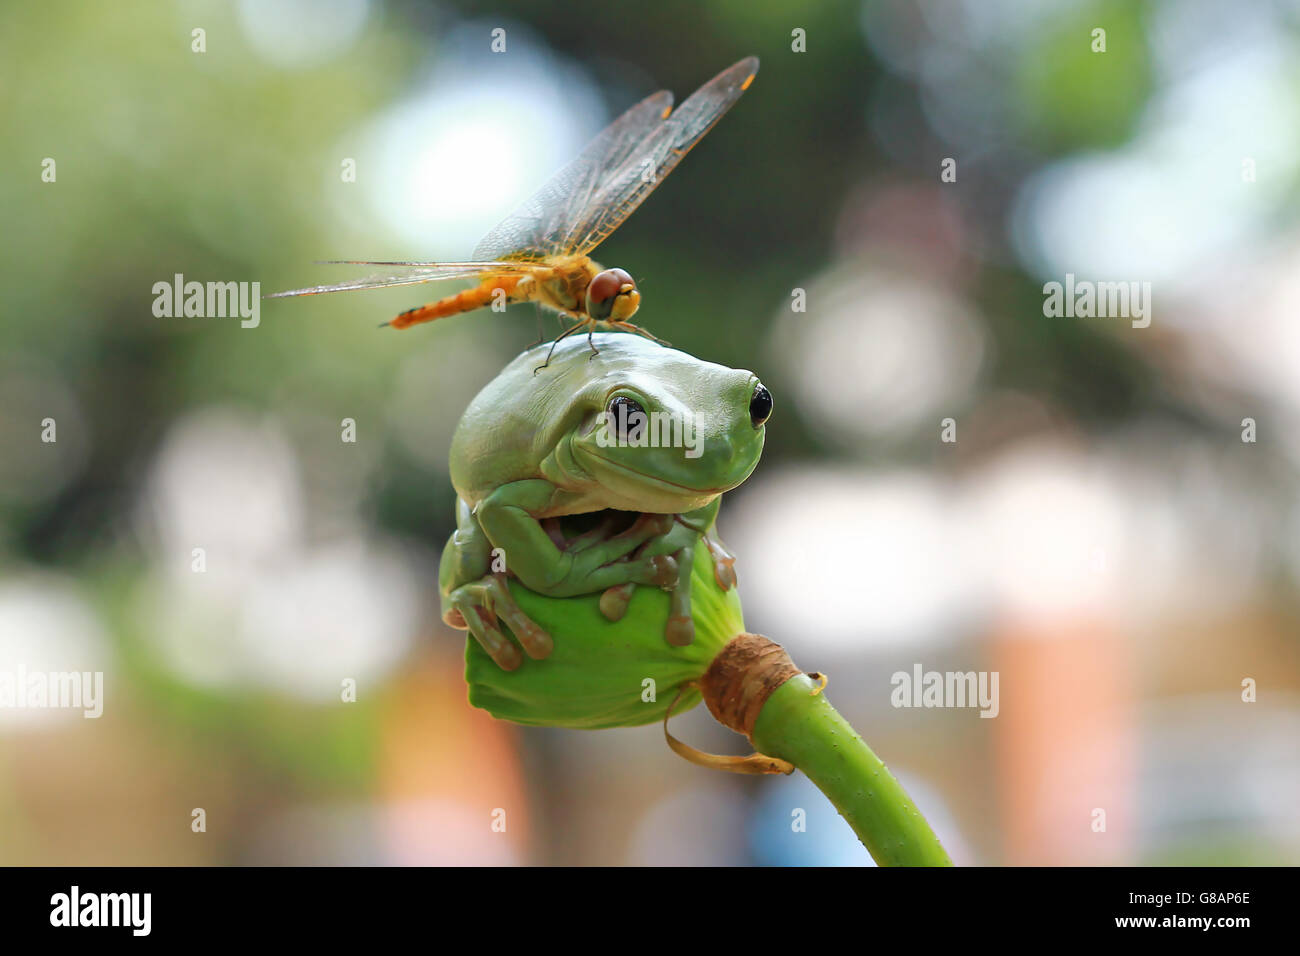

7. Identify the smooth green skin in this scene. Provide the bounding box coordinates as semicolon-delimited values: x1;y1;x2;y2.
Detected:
752;676;954;866
440;332;765;671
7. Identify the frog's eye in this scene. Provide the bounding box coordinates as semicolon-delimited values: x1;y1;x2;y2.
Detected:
607;395;645;436
749;382;773;427
587;268;636;321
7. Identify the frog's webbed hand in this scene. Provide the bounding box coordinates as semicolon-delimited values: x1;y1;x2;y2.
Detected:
599;521;697;645
476;481;678;597
599;503;731;647
447;574;553;671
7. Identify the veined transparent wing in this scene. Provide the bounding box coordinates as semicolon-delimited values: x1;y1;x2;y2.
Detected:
472;89;676;261
273;58;759;295
563;56;758;256
264;260;549;298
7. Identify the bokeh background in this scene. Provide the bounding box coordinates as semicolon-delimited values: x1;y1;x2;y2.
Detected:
3;0;1299;865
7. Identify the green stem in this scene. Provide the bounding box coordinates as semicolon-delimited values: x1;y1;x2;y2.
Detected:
750;673;953;866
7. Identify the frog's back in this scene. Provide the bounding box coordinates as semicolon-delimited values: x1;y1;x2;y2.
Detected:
449;358;556;503
449;334;656;504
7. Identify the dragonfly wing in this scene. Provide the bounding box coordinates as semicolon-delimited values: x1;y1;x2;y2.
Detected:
472;89;675;261
566;56;759;256
265;261;544;298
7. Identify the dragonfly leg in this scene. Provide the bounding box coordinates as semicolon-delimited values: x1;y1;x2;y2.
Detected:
525;303;547;348
534;318;591;374
614;320;671;348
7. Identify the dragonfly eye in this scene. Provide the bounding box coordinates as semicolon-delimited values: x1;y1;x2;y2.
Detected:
587;268;636;321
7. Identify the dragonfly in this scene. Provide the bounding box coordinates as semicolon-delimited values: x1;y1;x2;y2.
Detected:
267;56;759;363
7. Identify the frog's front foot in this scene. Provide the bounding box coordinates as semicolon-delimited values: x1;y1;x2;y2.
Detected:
447;573;553;671
597;512;740;645
528;512;677;596
598;535;702;647
599;563;691;642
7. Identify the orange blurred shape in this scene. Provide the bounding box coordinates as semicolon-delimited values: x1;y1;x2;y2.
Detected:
378;642;530;865
993;616;1137;865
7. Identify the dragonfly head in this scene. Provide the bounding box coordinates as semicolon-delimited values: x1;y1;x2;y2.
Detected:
586;268;640;323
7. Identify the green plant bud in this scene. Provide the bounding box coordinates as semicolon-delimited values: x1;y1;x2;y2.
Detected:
464;543;744;729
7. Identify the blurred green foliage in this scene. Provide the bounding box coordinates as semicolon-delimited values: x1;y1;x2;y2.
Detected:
3;0;1297;865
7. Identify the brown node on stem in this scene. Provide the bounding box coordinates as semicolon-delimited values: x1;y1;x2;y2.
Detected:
700;633;801;738
662;633;801;775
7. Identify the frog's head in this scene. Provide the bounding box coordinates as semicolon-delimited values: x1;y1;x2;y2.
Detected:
585;268;641;323
561;335;772;514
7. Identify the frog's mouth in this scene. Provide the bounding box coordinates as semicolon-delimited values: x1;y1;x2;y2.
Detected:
579;449;733;498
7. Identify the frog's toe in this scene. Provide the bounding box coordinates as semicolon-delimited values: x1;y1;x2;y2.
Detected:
665;615;695;647
599;582;636;621
706;538;738;590
646;513;675;536
463;605;523;671
483;575;553;660
633;553;678;589
513;620;554;660
655;554;680;588
621;511;673;544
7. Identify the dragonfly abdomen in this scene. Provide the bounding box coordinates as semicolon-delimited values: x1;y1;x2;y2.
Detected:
389;274;529;330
